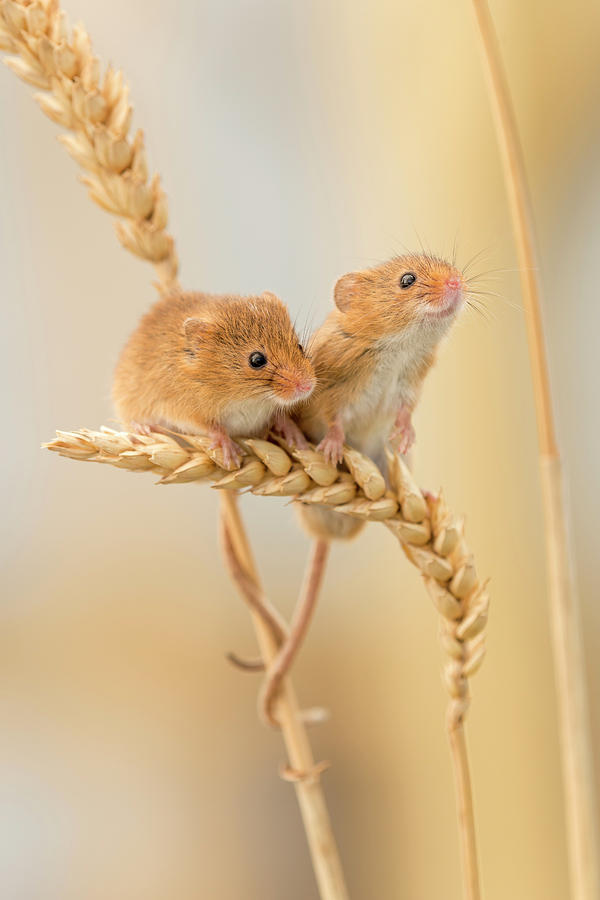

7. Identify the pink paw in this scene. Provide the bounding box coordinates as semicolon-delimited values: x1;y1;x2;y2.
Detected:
209;429;242;468
391;425;415;456
272;414;309;450
390;405;415;456
131;422;156;436
390;421;416;455
317;428;345;466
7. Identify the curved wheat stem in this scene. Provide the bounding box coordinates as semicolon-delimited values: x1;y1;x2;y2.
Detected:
0;0;179;293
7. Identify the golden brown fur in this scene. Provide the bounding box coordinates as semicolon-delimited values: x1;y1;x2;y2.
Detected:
298;253;465;539
113;291;315;437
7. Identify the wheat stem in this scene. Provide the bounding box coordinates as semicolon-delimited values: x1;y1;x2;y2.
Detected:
259;538;330;727
470;3;600;897
220;493;349;900
448;724;480;900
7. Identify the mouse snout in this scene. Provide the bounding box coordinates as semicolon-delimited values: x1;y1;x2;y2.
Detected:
296;380;314;396
441;274;464;305
275;369;315;403
291;374;315;399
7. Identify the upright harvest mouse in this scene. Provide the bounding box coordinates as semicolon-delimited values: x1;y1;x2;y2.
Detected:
113;290;315;466
301;252;465;464
298;252;465;538
258;252;467;727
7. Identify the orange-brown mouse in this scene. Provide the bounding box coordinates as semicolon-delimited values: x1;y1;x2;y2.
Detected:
297;253;465;540
255;254;467;722
300;252;466;467
113;290;315;466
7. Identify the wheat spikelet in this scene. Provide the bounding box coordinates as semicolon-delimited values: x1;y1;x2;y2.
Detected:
44;426;490;723
0;0;179;293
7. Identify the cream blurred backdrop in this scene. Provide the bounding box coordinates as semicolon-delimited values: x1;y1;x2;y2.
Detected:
1;1;599;898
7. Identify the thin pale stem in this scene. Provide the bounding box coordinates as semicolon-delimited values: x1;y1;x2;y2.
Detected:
448;723;481;900
219;492;349;900
260;539;330;726
220;518;287;643
470;3;600;897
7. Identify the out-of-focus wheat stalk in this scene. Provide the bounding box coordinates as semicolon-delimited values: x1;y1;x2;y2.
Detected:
0;0;179;293
470;3;600;898
45;426;490;898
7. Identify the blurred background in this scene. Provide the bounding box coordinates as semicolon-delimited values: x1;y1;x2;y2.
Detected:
1;0;599;897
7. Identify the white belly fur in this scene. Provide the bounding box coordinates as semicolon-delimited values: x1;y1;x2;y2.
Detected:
220;396;276;437
153;396;275;438
343;323;444;457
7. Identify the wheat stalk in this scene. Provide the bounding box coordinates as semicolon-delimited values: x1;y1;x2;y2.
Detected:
44;426;489;896
0;0;179;293
219;493;349;900
470;3;600;897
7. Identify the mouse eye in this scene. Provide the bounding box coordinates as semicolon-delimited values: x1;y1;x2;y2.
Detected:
298;343;304;353
400;272;417;289
249;351;268;369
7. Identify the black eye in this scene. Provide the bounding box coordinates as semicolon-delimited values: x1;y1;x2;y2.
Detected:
298;343;304;353
249;351;267;369
400;272;416;288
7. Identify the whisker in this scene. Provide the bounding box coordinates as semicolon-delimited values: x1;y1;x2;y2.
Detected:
462;247;492;275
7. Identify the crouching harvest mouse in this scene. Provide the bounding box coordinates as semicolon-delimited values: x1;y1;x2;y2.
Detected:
113;290;315;465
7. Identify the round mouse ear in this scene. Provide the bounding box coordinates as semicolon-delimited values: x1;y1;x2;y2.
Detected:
183;317;209;343
334;273;361;312
260;290;283;305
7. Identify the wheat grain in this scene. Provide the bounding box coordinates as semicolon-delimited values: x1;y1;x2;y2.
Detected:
0;0;179;293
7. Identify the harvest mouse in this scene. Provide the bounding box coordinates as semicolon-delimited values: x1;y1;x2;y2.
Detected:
258;252;467;727
113;290;315;466
297;252;465;539
301;252;466;466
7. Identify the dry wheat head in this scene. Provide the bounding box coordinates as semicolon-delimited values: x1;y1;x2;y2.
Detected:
0;0;179;293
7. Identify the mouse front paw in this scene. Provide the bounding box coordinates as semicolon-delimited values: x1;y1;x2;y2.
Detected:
317;421;345;466
271;413;309;450
209;427;243;469
390;405;415;456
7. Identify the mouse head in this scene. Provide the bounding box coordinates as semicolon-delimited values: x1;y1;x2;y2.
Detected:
333;253;465;337
183;292;315;409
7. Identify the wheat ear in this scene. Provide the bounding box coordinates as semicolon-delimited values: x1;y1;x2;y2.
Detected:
470;3;600;897
45;427;489;897
0;0;179;293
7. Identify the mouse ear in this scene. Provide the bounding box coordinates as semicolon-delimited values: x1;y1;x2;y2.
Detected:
183;317;209;343
334;273;361;312
260;290;282;305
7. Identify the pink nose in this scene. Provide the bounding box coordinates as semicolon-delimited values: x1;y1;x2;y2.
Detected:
445;278;462;290
295;378;314;395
